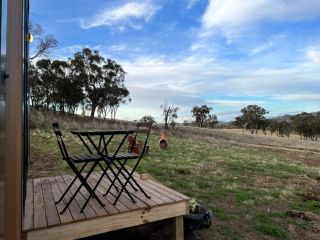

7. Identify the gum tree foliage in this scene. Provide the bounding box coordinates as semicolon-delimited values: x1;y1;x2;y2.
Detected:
235;105;268;134
268;120;292;137
29;59;84;113
69;48;130;118
51;60;84;113
291;112;320;140
29;22;58;60
207;114;219;128
29;63;45;109
29;48;130;118
233;105;319;140
139;116;156;124
160;102;179;129
191;105;218;128
31;59;55;110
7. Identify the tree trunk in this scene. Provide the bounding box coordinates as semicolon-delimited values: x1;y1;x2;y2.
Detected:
90;104;96;118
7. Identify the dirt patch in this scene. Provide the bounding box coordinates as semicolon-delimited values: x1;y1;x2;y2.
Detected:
299;192;320;202
287;210;320;240
254;176;286;188
236;142;320;155
287;210;312;221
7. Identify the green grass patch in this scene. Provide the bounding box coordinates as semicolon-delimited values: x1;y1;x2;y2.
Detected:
255;223;288;239
29;128;320;239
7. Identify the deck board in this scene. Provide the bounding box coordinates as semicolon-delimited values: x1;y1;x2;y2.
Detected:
92;172;152;210
47;177;73;224
88;173;138;212
23;179;34;231
62;175;97;219
41;178;60;226
94;172;158;207
24;172;189;240
33;178;47;229
71;175;109;217
55;176;86;221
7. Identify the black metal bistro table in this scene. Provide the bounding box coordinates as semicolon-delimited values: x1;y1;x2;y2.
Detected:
71;129;140;208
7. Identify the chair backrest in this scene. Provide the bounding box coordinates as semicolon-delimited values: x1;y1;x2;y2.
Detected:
52;122;69;160
130;122;153;157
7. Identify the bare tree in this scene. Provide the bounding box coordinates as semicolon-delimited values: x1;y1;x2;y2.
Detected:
29;22;58;60
160;102;179;129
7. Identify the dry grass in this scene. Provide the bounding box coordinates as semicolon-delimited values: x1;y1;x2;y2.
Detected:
172;126;320;153
30;109;137;131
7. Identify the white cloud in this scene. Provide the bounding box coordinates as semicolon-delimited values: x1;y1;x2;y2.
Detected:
306;48;320;64
201;0;320;38
51;44;102;60
250;40;273;56
208;100;266;107
80;2;160;30
109;44;127;52
121;54;320;96
117;54;320;120
275;93;320;101
186;0;200;10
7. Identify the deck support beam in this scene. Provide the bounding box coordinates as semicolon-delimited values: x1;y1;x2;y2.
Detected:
173;216;184;240
27;201;188;240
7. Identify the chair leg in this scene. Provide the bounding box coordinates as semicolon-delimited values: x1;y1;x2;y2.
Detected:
62;161;105;214
117;162;146;193
104;160;135;196
79;162;106;212
113;159;149;205
111;160;138;191
97;161;119;192
56;162;88;204
103;159;127;196
121;165;151;199
80;168;107;212
104;161;137;204
113;158;150;199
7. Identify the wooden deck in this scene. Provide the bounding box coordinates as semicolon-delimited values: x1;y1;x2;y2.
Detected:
23;172;189;240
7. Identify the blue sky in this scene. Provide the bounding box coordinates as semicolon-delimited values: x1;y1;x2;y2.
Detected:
30;0;320;122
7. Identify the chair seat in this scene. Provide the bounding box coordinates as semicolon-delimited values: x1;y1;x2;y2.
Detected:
107;152;140;160
68;153;104;163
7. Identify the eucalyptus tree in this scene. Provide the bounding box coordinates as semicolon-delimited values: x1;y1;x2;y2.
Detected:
51;60;84;113
268;120;292;137
33;59;56;110
139;116;156;124
70;48;104;117
236;105;268;134
207;114;218;128
70;48;130;118
29;63;44;109
106;87;130;120
102;59;130;120
191;105;218;128
291;112;320;140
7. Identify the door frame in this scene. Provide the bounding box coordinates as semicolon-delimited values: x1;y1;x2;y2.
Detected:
4;0;24;239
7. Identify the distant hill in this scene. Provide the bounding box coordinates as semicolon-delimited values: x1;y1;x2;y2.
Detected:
270;114;293;122
271;111;320;122
215;111;320;128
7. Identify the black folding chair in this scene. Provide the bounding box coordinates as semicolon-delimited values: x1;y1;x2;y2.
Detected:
52;122;105;213
104;122;153;205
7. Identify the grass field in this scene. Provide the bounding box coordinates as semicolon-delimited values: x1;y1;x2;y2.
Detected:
29;121;320;240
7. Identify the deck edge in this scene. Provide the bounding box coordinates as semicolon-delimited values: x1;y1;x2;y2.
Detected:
27;200;189;240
